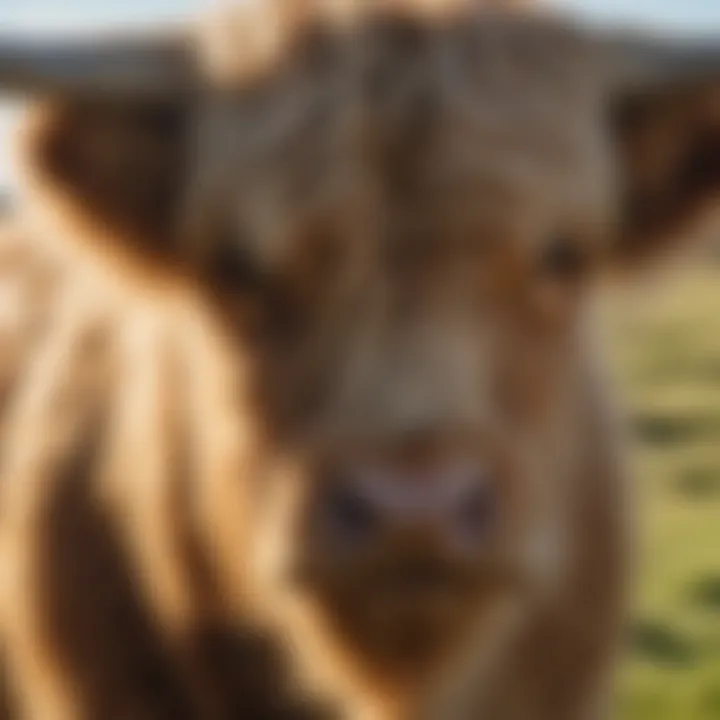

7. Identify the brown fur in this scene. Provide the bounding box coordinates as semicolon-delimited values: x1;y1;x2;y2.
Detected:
0;2;719;719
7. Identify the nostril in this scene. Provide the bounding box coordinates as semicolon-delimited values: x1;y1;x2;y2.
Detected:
321;483;379;545
454;482;497;539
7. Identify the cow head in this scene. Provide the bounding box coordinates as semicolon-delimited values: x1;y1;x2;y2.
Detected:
2;0;719;709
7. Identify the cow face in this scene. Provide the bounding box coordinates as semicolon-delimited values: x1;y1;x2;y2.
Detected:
175;17;616;690
4;0;720;702
194;25;606;693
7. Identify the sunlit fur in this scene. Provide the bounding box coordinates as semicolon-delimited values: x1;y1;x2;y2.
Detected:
0;1;719;719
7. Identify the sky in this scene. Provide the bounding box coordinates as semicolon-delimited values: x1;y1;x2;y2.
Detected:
1;0;719;188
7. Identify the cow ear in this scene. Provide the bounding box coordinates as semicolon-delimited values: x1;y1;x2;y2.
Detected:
0;32;196;266
609;42;720;266
25;97;191;264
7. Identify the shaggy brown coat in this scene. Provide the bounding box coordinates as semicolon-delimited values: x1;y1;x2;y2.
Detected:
0;2;719;719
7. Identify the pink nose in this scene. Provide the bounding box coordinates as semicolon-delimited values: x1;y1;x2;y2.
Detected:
319;462;497;550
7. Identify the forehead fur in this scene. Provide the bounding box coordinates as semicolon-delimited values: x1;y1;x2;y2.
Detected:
188;0;615;261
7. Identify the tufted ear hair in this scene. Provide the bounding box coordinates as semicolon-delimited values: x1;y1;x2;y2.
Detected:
0;31;198;268
605;35;720;265
23;97;192;264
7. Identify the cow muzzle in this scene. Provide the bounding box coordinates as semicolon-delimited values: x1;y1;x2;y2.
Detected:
314;461;497;563
268;441;527;681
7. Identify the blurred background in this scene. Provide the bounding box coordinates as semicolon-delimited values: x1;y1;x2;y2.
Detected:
1;2;719;719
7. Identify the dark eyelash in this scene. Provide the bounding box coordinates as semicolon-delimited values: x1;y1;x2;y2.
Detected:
539;236;589;279
206;244;264;293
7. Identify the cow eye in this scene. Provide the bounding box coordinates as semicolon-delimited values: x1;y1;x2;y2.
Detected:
538;235;588;281
206;244;262;293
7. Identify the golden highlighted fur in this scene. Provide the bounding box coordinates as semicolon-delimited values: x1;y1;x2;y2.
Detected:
0;2;719;718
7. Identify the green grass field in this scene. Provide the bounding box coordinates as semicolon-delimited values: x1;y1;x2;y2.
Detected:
606;266;720;720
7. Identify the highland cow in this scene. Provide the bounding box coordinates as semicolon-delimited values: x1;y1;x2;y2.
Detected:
0;1;718;719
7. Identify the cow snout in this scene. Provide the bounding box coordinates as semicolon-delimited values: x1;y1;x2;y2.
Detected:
317;462;497;554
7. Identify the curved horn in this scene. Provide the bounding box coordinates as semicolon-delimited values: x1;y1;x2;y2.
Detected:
0;29;197;98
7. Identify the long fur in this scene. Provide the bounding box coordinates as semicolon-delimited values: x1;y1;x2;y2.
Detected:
0;1;718;718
